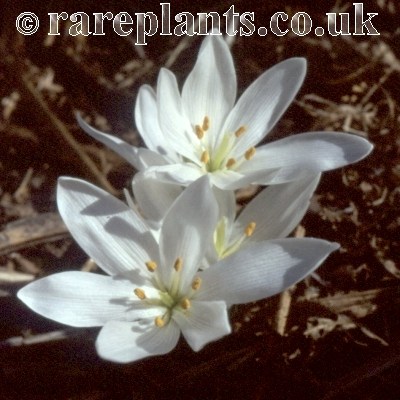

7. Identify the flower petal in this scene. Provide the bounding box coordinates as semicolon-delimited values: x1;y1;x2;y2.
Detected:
234;175;320;242
182;35;236;143
159;176;218;290
222;58;306;155
198;238;339;305
204;188;237;265
76;113;159;170
143;164;274;191
57;177;158;279
135;148;171;169
157;69;199;163
135;84;178;162
213;187;236;227
209;169;247;190
96;319;180;363
239;132;373;184
132;172;183;228
172;300;231;351
17;272;163;327
142;163;204;186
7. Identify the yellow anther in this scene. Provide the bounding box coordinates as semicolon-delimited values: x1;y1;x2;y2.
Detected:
244;222;256;237
174;257;183;272
235;126;246;138
226;158;236;168
195;125;204;139
145;260;157;272
202;116;210;131
245;147;256;160
155;316;165;328
191;277;202;290
134;288;146;300
181;298;191;310
201;150;210;164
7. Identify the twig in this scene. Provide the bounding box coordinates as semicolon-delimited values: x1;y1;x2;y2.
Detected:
0;268;34;283
0;329;88;348
0;212;69;256
275;287;294;336
164;36;196;69
13;167;34;203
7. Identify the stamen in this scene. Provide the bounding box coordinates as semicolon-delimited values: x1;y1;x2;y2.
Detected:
201;150;210;164
202;116;210;131
235;126;246;138
174;257;183;272
244;222;256;237
226;158;236;168
191;277;202;290
195;125;204;139
134;288;146;300
155;316;165;328
181;298;191;310
245;147;256;160
145;260;157;272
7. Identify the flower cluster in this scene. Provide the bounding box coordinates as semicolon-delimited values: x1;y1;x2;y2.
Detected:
18;35;373;363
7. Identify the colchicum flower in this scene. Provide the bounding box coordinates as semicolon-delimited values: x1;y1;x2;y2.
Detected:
18;176;338;363
208;175;320;265
77;34;372;190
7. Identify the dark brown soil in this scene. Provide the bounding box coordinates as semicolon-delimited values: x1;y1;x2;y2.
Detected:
1;1;399;399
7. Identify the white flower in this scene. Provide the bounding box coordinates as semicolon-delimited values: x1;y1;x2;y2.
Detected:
18;176;338;363
129;174;321;261
208;175;321;265
77;35;372;190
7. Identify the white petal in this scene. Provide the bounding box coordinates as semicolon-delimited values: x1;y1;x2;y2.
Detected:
239;132;373;184
198;239;339;305
157;69;199;163
76;113;149;170
159;176;218;290
17;272;163;327
235;175;320;242
172;300;231;351
208;169;245;189
135;148;170;169
143;163;204;186
144;165;272;191
213;187;236;226
132;172;183;227
182;35;237;144
96;319;180;363
57;177;158;279
135;85;178;161
205;188;236;264
222;58;306;155
209;168;281;190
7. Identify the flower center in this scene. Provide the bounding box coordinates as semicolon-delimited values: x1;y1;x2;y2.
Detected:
214;218;256;259
133;257;202;328
193;116;256;173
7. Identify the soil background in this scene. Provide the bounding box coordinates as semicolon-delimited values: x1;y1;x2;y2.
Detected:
1;1;399;399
